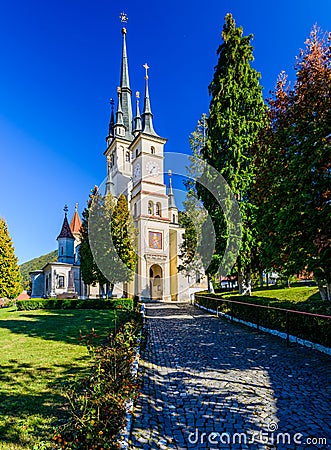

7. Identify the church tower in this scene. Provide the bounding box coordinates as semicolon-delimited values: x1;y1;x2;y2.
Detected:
57;205;75;264
102;24;192;301
104;27;134;198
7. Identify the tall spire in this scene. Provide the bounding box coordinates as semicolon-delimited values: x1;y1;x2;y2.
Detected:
133;91;142;136
119;27;133;140
105;156;115;196
142;63;158;136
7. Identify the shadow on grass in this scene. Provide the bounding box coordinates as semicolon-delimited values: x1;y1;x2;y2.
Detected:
0;309;118;346
0;358;89;447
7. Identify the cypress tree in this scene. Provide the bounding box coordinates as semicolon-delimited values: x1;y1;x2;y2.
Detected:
0;218;22;298
198;14;267;294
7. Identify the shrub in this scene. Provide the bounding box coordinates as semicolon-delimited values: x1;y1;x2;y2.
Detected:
16;298;134;311
53;312;142;449
195;294;331;347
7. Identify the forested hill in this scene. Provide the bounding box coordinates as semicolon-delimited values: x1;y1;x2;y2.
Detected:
20;250;57;289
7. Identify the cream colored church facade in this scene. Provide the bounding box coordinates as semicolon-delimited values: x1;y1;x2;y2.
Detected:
103;27;207;301
30;26;206;302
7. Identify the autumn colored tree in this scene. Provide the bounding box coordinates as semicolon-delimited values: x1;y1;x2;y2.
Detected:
80;189;137;296
198;14;267;294
257;25;331;299
111;193;137;284
0;218;21;298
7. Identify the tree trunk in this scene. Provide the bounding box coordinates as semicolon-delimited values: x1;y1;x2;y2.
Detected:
99;284;105;298
207;274;215;293
327;283;331;302
238;268;252;296
259;272;264;288
316;280;327;301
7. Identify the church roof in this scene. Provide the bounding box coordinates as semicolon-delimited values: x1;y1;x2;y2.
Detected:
57;215;74;240
70;209;82;234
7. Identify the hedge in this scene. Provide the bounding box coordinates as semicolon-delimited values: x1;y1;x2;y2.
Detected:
195;294;331;348
16;298;134;311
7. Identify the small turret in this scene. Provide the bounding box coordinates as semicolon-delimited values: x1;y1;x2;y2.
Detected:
142;64;158;136
105;156;115;196
57;205;75;264
133;91;142;136
168;170;178;223
106;98;115;143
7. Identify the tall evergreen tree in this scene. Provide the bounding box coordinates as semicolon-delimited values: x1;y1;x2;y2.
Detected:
79;187;100;288
257;25;331;299
0;218;21;298
198;14;267;294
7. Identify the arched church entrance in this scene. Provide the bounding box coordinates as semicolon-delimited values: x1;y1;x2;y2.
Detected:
149;264;163;300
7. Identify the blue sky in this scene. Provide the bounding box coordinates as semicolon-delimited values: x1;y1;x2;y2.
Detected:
0;0;330;263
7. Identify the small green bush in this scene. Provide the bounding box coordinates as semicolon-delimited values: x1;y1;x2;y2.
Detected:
16;298;134;311
195;294;331;347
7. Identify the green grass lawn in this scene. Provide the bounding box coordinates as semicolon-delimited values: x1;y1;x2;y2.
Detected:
221;285;331;315
0;307;119;449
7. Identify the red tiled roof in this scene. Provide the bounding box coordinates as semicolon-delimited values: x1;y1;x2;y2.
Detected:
70;211;82;234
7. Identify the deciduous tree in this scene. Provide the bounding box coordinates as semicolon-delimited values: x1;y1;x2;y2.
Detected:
257;25;331;299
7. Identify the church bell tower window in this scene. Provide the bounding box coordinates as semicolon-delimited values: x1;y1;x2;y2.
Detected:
148;201;154;215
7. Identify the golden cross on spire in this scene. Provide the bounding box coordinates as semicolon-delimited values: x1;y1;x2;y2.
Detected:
143;63;150;80
119;12;128;23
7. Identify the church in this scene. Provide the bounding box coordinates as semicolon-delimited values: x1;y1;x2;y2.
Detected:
30;26;207;301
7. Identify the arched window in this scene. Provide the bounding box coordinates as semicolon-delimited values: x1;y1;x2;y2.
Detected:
148;201;154;215
133;203;137;217
151;146;155;154
156;203;161;216
136;148;139;157
125;151;130;162
173;214;176;223
111;154;115;167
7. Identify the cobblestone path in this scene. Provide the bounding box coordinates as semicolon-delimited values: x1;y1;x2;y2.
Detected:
129;303;331;449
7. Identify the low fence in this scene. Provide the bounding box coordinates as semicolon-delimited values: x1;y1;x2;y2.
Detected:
195;294;331;348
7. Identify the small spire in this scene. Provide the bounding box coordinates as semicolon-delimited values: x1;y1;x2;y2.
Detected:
105;156;115;196
133;91;142;135
168;170;177;209
108;98;115;137
70;204;82;234
115;87;125;127
142;63;158;136
57;206;74;240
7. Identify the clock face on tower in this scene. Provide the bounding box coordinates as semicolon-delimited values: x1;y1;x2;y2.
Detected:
133;163;141;181
146;160;160;177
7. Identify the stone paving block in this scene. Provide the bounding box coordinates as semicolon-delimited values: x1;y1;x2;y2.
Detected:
130;303;331;450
